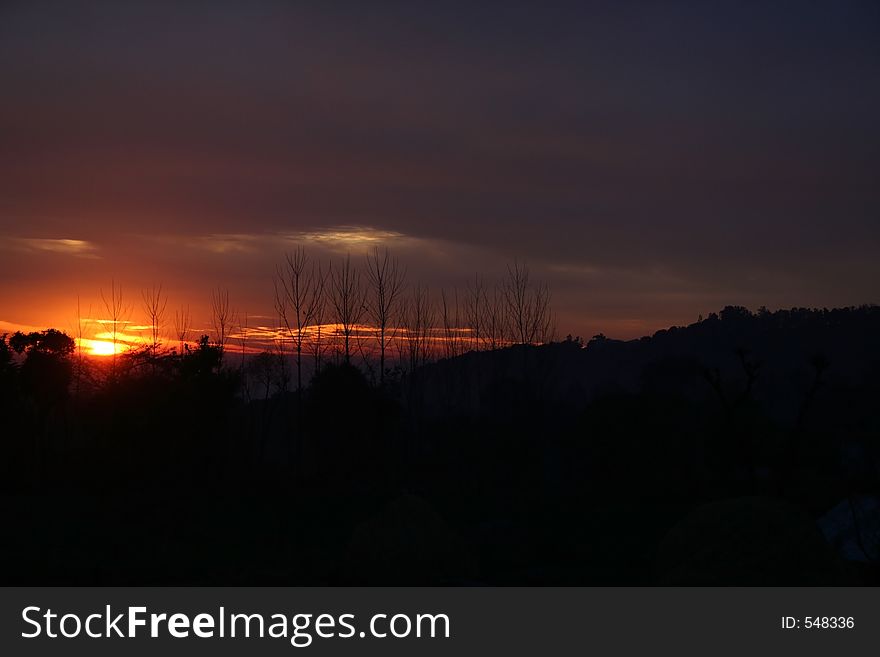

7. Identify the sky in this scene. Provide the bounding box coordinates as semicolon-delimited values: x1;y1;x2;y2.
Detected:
1;0;879;344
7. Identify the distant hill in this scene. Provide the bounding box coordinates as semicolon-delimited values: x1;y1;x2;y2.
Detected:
411;305;880;424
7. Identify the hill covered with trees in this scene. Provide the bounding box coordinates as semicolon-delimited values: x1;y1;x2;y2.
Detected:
1;304;878;585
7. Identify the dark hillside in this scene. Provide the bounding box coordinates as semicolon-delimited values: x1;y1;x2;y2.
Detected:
1;306;878;584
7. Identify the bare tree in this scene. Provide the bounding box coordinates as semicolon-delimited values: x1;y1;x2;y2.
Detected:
364;247;406;385
309;260;330;376
503;261;552;345
141;283;168;358
100;280;129;378
464;274;485;351
173;305;191;352
74;295;92;398
273;313;290;395
403;283;436;371
440;287;461;360
330;253;365;364
482;283;507;351
275;247;326;393
211;287;234;359
395;304;410;373
239;311;249;380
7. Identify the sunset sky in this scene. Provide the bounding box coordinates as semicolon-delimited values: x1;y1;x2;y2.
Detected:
1;1;879;344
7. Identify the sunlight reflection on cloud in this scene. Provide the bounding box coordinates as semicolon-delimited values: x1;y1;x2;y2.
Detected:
2;237;100;259
156;226;432;256
149;227;419;255
291;226;407;248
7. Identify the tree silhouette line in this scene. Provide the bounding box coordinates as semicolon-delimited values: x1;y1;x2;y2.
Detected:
0;255;878;586
53;247;554;394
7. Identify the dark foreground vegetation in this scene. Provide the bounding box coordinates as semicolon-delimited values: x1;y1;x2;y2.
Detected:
1;305;879;585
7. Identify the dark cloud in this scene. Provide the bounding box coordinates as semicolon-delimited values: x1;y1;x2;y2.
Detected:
1;1;878;338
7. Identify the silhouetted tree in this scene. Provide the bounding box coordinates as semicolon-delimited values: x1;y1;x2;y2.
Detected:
211;287;234;359
100;279;129;379
482;283;507;351
503;260;552;345
465;274;485;351
141;283;168;358
330;253;366;364
275;247;326;394
402;283;435;372
0;333;10;368
74;295;92;398
10;329;75;407
310;263;330;376
173;304;191;352
365;247;406;385
179;335;224;380
0;333;14;390
440;287;461;359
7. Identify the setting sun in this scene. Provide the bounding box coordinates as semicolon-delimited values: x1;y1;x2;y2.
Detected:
77;338;125;357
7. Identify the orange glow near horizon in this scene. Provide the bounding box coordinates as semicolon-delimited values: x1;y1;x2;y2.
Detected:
15;319;516;360
77;338;129;357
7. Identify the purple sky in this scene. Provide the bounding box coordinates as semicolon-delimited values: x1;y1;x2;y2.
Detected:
1;1;878;342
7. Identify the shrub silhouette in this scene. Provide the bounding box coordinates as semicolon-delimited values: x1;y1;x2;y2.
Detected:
10;329;75;407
